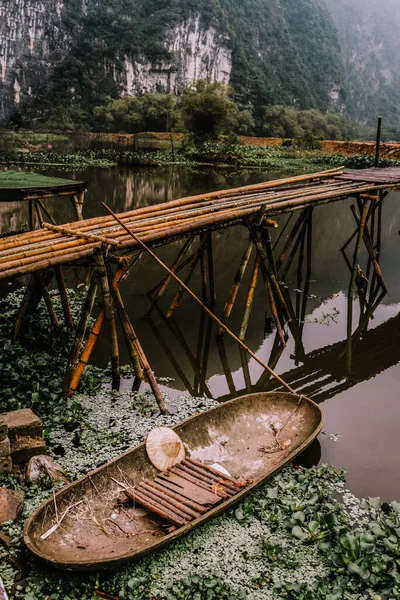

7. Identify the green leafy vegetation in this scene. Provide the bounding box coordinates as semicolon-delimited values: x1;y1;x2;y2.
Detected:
179;81;241;141
0;288;104;421
261;106;369;141
1;288;400;599
93;94;177;134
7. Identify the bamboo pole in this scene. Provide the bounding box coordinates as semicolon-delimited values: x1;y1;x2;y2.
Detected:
147;315;196;396
239;345;252;393
375;116;383;168
239;254;260;341
217;337;237;397
218;239;253;337
43;222;120;246
166;234;208;319
28;198;34;231
68;311;105;396
102;202;298;395
156;307;212;398
145;236;194;316
96;251;120;390
350;205;387;292
273;212;294;250
295;224;306;324
37;272;60;330
199;315;213;396
0;178;354;255
62;273;98;398
106;263;143;381
106;268;167;413
34;199;44;227
200;246;209;306
12;275;37;341
194;310;207;395
300;210;313;335
281;209;312;280
207;231;216;307
346;200;369;374
266;280;286;347
54;266;74;328
247;221;289;320
276;210;309;271
69;259;143;396
71;193;84;221
107;270;167;413
146;249;196;298
36;199;57;225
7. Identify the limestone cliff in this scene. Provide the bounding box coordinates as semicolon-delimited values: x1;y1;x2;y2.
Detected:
1;0;377;127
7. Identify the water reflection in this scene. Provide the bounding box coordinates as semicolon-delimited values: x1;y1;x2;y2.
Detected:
0;166;287;233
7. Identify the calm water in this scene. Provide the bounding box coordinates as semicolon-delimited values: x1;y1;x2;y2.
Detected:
1;165;400;501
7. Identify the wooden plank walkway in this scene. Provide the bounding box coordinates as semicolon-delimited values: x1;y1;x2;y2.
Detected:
0;167;399;281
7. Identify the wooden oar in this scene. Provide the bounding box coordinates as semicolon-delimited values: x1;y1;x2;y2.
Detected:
102;202;296;395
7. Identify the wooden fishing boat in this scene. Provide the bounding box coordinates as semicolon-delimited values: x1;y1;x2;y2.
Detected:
24;392;323;571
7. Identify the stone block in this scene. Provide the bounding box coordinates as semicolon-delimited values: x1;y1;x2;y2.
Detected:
0;418;7;441
0;457;12;474
0;488;24;524
11;437;47;466
1;409;42;442
0;438;10;459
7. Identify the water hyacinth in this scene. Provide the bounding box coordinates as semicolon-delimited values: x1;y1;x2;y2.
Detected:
1;291;400;599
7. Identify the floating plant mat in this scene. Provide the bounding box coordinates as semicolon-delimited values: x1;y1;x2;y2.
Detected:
24;391;323;570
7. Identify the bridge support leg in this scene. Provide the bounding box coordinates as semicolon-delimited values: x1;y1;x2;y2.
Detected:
217;238;253;338
216;337;237;397
67;255;143;397
248;220;287;347
12;271;56;341
166;234;208;319
106;264;167;414
71;192;84;221
96;251;120;391
62;272;98;398
346;199;369;374
239;254;260;342
145;235;194;317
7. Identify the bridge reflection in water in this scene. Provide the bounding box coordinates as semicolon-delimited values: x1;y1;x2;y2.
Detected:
146;193;391;405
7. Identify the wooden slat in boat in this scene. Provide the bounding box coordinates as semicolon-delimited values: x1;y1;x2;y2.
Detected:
23;392;323;571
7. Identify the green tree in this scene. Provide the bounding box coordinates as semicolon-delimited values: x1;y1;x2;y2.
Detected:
262;105;359;141
235;110;256;135
180;80;239;141
92;93;176;133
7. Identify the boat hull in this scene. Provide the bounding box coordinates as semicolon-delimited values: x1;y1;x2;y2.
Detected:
24;392;323;570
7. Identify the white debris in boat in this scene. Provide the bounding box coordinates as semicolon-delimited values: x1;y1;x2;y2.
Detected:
210;463;232;478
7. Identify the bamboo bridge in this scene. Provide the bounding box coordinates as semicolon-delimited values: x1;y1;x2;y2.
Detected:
2;166;400;413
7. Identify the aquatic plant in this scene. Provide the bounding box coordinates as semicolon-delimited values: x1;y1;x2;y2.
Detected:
1;289;399;599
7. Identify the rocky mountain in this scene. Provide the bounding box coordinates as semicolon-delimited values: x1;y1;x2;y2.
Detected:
325;0;400;128
0;0;399;128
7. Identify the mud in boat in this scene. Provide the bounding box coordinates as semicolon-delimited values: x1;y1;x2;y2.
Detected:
24;392;323;571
